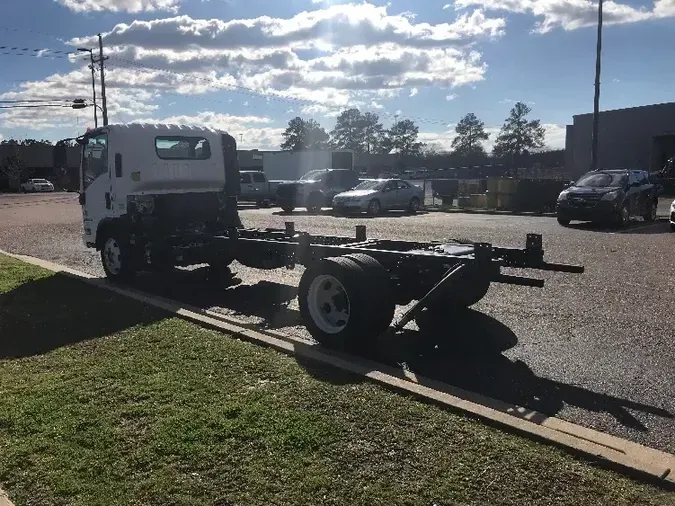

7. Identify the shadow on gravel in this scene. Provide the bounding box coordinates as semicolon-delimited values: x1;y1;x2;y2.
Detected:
272;209;428;219
0;273;164;359
298;308;673;433
127;267;301;330
566;219;670;235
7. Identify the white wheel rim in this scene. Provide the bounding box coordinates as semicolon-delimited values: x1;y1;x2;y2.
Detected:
103;238;122;275
370;201;379;213
307;274;350;334
411;198;419;210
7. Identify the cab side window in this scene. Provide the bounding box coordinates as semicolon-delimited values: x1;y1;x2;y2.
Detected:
252;172;266;183
240;173;252;184
82;133;108;190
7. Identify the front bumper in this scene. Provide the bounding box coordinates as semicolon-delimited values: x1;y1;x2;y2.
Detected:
557;199;620;221
333;200;368;213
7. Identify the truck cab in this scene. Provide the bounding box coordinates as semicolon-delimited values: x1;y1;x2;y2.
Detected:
78;123;240;278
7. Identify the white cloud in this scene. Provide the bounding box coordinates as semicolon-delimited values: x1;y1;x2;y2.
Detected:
135;111;284;149
409;87;418;97
454;0;671;32
500;98;535;105
369;101;384;109
446;93;458;101
443;3;452;9
72;4;505;50
56;0;180;13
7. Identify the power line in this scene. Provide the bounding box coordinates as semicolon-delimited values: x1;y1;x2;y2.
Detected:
0;104;80;109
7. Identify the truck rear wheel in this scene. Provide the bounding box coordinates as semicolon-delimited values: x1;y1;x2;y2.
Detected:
342;253;395;336
299;255;393;350
100;232;136;282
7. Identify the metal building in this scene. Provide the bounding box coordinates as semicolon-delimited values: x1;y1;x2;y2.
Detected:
565;102;675;177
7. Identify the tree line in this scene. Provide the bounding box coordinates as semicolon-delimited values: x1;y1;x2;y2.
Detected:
280;101;548;163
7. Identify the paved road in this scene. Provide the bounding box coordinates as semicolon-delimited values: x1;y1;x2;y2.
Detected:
2;192;675;453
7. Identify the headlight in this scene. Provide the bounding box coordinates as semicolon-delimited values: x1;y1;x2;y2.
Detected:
128;194;155;215
557;191;569;201
601;191;620;201
670;201;675;212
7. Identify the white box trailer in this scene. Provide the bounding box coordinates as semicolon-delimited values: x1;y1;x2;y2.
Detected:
262;150;354;181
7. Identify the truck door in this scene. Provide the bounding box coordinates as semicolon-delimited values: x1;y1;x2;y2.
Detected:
80;131;110;246
251;171;268;199
240;172;253;198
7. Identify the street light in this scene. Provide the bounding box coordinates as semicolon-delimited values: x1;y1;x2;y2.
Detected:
77;48;98;128
590;0;603;172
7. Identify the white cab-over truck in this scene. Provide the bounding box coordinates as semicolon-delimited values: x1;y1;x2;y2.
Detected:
77;124;584;350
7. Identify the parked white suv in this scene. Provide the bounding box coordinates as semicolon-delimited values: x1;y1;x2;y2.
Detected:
21;178;54;192
670;198;675;232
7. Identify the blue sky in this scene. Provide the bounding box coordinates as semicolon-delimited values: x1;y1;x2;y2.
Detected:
0;0;674;151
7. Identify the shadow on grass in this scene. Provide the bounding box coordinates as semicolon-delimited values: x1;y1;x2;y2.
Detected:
0;273;166;359
297;308;673;434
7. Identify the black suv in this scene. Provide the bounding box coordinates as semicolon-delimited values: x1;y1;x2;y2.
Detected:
276;169;359;214
556;169;658;227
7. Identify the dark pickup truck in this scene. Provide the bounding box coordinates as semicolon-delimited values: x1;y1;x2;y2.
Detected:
276;169;360;214
556;169;659;227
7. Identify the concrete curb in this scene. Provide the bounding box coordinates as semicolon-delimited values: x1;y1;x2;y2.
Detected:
0;487;14;506
2;250;674;491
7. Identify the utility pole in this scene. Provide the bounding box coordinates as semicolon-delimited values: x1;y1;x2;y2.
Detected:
590;0;603;171
98;33;109;126
77;48;98;128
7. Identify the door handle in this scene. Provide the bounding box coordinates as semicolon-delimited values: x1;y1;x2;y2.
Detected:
105;192;111;209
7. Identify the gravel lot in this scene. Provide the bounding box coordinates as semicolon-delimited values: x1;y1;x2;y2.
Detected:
2;192;675;454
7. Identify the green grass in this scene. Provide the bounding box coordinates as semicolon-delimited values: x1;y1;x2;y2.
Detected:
0;254;673;506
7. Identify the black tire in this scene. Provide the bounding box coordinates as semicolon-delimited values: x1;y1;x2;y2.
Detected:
670;223;675;232
367;199;381;216
643;200;657;222
306;192;323;214
298;256;383;350
407;197;421;214
100;231;136;282
557;215;570;226
280;203;295;213
342;253;395;336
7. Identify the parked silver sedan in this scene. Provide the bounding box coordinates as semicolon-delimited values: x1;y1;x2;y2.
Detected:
332;178;424;216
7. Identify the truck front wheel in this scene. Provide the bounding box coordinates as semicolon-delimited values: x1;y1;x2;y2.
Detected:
100;233;136;282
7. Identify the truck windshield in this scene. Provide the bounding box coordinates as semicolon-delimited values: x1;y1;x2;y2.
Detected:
300;170;325;181
354;180;385;190
575;172;628;188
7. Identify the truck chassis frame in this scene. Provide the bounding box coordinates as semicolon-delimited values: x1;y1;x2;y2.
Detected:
128;222;585;349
